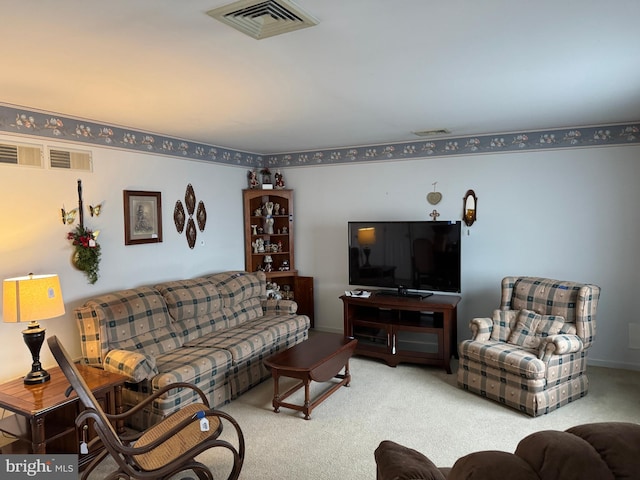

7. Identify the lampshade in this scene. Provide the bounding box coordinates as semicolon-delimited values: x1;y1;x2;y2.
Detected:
3;274;65;324
357;227;376;246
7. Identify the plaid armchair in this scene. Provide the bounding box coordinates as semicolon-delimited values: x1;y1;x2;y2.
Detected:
457;276;600;416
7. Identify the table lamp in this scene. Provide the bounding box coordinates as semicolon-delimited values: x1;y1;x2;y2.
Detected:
357;227;376;267
3;274;65;384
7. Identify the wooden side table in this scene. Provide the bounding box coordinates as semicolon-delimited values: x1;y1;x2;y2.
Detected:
0;364;126;470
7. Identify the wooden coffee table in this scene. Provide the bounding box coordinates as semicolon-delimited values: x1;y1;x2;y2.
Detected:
264;332;357;420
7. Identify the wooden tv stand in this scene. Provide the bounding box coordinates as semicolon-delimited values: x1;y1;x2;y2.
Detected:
341;292;461;373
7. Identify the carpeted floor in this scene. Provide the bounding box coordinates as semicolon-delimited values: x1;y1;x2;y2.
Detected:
88;357;640;479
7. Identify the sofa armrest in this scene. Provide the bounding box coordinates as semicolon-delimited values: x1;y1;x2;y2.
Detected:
103;349;158;382
469;317;492;341
262;298;298;315
538;334;584;361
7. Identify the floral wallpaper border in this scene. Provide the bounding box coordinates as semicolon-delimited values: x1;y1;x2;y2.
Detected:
1;104;638;168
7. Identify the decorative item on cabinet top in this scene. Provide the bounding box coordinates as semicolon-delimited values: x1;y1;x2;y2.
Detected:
174;184;206;249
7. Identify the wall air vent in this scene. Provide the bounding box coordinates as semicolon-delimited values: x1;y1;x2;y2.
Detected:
0;142;43;167
49;148;92;171
207;0;318;39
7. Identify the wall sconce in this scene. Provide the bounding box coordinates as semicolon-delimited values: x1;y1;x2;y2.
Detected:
3;274;65;384
357;227;376;267
463;190;477;227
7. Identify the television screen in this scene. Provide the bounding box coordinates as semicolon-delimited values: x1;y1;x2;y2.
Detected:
348;221;461;294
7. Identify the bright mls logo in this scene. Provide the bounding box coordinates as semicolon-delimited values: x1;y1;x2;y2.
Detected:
1;455;77;479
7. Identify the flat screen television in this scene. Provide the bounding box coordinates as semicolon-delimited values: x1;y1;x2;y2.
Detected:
348;220;461;295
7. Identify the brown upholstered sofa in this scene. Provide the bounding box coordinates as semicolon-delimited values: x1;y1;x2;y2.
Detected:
375;422;640;480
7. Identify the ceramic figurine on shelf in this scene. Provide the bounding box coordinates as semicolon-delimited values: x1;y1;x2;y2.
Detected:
264;216;274;234
247;169;259;189
275;170;285;189
264;255;273;272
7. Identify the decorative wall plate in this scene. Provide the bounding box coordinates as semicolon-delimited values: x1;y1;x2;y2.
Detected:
185;184;196;215
196;201;207;232
427;192;442;205
174;201;186;233
186;218;197;249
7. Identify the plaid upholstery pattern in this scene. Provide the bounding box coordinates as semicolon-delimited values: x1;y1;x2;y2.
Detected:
75;305;109;365
262;298;298;315
490;309;519;342
502;276;600;348
184;326;274;364
222;297;264;327
458;276;600;416
206;270;266;308
155;278;228;342
507;309;564;349
87;287;182;356
458;358;589;416
104;349;158;382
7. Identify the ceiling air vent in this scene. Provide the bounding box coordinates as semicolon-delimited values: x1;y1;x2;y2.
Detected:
207;0;318;39
0;142;43;167
49;148;92;171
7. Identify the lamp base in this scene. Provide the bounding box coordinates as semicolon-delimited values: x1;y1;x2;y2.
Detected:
22;322;50;385
24;369;50;385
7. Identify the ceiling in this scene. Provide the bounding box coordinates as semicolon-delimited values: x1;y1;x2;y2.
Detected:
2;0;639;155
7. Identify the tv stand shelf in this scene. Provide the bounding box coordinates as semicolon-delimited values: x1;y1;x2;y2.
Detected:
341;292;461;373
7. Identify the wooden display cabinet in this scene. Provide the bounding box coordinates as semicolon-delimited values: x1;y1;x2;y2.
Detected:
243;189;314;325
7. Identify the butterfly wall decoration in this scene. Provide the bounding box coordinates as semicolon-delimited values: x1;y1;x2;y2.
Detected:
89;203;103;217
61;207;78;225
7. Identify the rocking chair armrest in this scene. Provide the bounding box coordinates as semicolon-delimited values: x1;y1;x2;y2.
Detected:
538;334;584;361
107;382;210;422
469;317;492;341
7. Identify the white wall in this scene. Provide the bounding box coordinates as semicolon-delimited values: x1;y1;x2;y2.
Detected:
0;133;247;382
2;132;639;383
286;145;640;371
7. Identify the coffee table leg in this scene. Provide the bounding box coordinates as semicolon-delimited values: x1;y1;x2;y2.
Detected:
345;360;351;387
303;380;311;420
272;370;281;413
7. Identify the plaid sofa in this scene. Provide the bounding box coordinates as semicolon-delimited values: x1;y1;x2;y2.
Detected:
75;270;310;429
457;276;600;416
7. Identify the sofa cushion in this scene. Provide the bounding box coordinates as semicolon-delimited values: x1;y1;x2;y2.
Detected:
246;314;310;344
222;297;264;328
207;271;266;308
449;451;538;480
507;309;564;349
374;440;447;480
152;346;233;395
185;326;275;365
515;430;615;480
566;422;640;479
87;286;182;357
490;309;519;342
458;339;545;379
155;278;228;342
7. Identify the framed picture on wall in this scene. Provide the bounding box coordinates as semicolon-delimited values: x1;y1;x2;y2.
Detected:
123;190;163;245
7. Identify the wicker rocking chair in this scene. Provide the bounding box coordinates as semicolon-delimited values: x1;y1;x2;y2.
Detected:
47;336;245;480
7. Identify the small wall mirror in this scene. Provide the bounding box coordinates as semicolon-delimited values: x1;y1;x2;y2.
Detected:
463;189;477;226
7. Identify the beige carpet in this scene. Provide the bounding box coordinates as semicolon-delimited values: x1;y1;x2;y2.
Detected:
88;357;640;479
